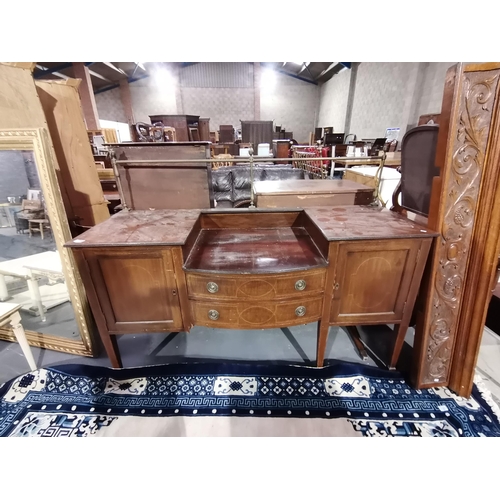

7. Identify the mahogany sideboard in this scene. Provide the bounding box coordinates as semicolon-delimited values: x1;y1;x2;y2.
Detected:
66;207;437;369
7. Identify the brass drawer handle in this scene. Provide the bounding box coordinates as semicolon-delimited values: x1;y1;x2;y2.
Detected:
208;309;219;320
295;306;306;317
334;282;340;290
207;282;219;293
295;279;306;291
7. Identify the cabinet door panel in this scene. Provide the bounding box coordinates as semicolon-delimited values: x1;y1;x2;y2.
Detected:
330;239;421;324
85;248;183;332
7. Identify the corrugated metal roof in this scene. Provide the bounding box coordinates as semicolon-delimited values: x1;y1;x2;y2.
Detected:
180;62;253;88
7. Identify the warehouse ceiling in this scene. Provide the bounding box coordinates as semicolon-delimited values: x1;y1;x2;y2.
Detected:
33;62;351;94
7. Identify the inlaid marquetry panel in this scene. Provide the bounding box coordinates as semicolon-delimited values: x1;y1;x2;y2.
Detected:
190;297;322;329
186;270;326;301
83;248;183;332
329;239;421;324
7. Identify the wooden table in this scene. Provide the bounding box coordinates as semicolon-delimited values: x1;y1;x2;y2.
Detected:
253;179;375;208
0;302;36;370
66;207;438;371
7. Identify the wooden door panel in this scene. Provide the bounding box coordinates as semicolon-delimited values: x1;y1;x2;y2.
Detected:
85;248;183;332
330;239;421;324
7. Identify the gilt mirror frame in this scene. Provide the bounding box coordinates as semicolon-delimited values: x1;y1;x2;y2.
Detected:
0;128;95;356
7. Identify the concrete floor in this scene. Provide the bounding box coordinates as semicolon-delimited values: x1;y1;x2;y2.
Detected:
0;323;383;385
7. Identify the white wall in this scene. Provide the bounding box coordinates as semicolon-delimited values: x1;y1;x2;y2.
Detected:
94;63;320;143
181;87;255;131
94;87;126;123
129;77;178;123
317;68;351;132
417;62;456;116
260;72;319;143
316;62;457;142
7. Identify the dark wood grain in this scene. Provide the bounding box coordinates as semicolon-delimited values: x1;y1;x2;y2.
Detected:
200;211;300;229
329;239;421;325
82;247;183;333
66;210;201;247
305;206;438;241
184;227;328;274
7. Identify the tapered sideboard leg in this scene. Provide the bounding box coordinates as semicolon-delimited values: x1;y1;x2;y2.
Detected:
389;321;410;370
316;320;330;367
102;333;122;368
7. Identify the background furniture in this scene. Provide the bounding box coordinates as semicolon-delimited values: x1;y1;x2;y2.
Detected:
272;140;291;164
0;203;22;228
218;125;235;143
134;122;177;142
149;114;200;142
28;218;50;239
241;121;273;150
67;207;437;371
36;78;109;228
14;199;44;234
254;179;375;208
391;125;440;217
0;303;36;370
198;118;210;141
344;166;401;208
108;142;214;209
212;165;305;208
418;113;440;125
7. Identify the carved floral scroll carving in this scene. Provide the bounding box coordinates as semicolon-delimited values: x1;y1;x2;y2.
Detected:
422;70;500;384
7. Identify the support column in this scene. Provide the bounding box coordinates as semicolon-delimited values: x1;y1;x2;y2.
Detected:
253;62;261;120
119;80;135;125
72;62;100;130
171;64;184;114
343;63;359;135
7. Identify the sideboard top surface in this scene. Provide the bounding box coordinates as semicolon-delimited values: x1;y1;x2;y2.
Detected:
305;206;438;240
66;206;438;248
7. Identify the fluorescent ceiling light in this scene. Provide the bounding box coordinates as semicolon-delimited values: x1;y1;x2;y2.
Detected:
261;68;277;88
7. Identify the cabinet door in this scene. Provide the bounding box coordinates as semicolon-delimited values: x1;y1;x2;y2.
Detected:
84;247;183;333
330;239;422;325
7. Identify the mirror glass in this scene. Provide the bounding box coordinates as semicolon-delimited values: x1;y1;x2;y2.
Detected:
0;149;80;341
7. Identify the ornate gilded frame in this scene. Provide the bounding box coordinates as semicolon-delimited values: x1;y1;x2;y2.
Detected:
0;128;95;356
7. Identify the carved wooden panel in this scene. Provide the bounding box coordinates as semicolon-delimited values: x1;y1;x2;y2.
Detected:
419;68;500;385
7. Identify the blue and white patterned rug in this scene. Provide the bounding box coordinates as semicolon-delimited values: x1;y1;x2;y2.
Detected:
1;361;499;437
